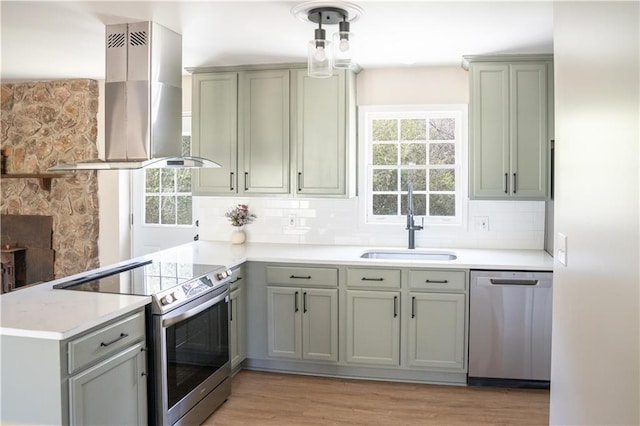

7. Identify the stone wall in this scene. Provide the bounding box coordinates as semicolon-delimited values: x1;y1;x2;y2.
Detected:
1;80;100;279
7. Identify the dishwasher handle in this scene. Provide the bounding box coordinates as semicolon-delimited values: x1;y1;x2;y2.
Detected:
489;278;539;286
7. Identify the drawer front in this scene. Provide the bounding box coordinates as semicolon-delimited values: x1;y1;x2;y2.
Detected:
230;267;244;292
408;270;467;291
68;310;145;374
266;266;338;287
347;268;401;289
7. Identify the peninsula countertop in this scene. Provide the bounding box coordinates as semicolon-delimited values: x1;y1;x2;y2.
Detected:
1;241;553;340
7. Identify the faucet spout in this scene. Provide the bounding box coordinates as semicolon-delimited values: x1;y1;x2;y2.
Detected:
406;183;423;249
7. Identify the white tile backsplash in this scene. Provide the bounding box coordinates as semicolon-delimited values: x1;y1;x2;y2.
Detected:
197;197;546;250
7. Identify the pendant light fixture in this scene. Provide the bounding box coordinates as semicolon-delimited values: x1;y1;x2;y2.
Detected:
292;1;363;78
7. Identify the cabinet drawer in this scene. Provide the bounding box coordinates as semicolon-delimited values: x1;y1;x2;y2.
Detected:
68;310;145;374
266;266;337;287
347;268;400;289
408;270;467;291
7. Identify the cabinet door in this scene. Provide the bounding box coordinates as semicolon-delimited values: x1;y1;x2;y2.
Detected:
346;290;400;366
293;69;346;196
469;63;510;199
69;342;147;426
240;70;290;194
192;72;238;194
230;287;245;369
267;286;301;359
509;63;548;199
302;288;338;362
408;293;465;370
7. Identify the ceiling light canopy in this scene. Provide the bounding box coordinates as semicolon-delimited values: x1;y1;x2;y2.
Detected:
292;1;363;78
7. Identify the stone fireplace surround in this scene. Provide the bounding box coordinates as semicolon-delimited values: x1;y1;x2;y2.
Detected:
1;79;100;279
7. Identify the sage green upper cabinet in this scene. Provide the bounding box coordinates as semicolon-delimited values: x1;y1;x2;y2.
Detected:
467;55;553;200
240;70;290;194
191;68;289;195
192;72;238;194
291;68;356;197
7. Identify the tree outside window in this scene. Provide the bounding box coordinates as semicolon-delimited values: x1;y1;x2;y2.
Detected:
363;106;466;225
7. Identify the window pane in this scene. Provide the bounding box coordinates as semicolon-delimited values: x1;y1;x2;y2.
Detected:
177;169;191;192
372;144;397;165
401;169;426;191
430;169;455;191
429;143;455;165
401;193;426;216
401;143;426;165
161;169;176;194
145;196;159;224
372;119;397;141
400;119;426;141
430;194;455;216
429;118;455;140
373;169;398;192
177;196;192;225
161;196;176;224
372;194;398;215
181;135;191;156
145;169;160;193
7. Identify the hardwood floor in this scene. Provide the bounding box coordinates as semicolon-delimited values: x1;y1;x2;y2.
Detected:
203;370;549;425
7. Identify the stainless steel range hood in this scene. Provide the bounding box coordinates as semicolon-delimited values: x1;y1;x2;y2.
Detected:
49;21;220;171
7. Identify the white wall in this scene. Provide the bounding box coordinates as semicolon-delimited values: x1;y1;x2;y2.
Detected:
551;3;639;424
195;67;545;250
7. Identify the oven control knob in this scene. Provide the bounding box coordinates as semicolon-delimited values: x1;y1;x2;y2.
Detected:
161;294;175;305
216;270;228;280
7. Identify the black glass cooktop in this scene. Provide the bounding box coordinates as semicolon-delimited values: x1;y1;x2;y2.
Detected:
53;259;224;297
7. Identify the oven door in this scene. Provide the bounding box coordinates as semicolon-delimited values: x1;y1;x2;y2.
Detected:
153;284;230;426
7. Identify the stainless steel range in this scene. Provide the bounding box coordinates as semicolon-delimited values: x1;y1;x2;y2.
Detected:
54;258;234;425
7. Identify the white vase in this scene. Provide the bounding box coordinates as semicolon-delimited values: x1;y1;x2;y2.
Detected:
230;227;246;244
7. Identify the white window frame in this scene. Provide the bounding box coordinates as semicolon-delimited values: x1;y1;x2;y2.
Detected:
358;104;468;227
142;113;195;227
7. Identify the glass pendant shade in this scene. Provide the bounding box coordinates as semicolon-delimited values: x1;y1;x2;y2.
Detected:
308;38;333;78
332;30;354;69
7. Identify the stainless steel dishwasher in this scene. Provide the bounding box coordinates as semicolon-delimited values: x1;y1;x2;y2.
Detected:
468;270;553;388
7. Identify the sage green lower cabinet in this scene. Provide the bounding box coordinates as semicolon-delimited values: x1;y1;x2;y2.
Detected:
230;286;245;370
0;308;147;425
407;293;466;370
267;286;338;362
69;342;147;425
346;290;400;366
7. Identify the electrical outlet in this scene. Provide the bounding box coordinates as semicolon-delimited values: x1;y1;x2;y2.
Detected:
287;214;296;227
474;216;489;232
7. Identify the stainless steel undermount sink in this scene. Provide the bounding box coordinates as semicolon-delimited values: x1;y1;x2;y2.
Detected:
360;250;457;261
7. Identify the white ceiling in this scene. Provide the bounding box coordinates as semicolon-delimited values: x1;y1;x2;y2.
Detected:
0;1;554;81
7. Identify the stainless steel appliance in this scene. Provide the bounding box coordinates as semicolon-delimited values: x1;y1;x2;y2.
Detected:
49;21;220;171
54;259;234;425
468;270;553;388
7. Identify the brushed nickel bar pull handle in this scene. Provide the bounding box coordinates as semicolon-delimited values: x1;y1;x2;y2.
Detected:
229;297;233;321
490;279;539;286
244;172;248;191
294;291;299;312
393;296;398;318
504;173;509;194
230;172;235;191
361;277;384;281
100;332;128;347
303;292;308;313
513;173;517;194
298;172;302;192
425;279;449;284
411;296;416;319
290;275;311;279
229;276;243;284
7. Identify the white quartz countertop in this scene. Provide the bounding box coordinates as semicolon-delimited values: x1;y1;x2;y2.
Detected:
1;241;553;340
159;241;555;272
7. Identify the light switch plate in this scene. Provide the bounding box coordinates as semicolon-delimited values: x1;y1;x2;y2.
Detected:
557;232;567;266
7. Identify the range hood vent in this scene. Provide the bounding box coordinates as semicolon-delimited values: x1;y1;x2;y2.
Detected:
49;22;220;171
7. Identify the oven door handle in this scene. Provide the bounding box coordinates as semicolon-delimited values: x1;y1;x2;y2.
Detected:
162;287;229;328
